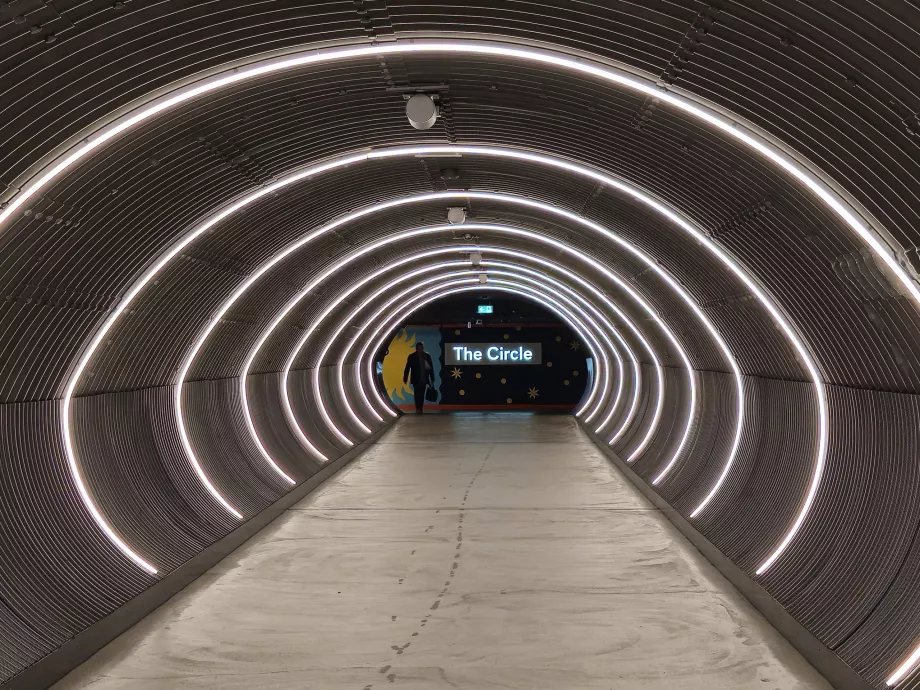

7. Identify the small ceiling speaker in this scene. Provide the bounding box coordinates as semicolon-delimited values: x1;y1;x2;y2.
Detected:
478;274;488;284
470;251;482;266
406;94;438;130
447;207;467;224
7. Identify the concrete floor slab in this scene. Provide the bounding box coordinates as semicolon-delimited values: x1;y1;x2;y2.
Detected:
54;413;831;690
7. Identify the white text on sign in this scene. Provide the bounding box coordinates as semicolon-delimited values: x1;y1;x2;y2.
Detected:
445;343;543;365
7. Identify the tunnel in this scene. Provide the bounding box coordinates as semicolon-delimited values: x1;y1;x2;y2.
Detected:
0;2;919;689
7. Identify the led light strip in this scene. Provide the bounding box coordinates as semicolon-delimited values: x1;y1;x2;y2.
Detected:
348;270;610;420
348;272;608;422
60;147;823;579
250;223;675;467
888;648;920;686
303;261;475;439
291;260;483;438
483;258;642;437
479;263;626;430
291;249;482;429
310;266;608;437
189;188;719;515
337;247;644;439
312;259;629;435
367;146;819;573
316;265;606;428
243;233;489;459
297;250;632;438
139;185;669;561
354;277;612;422
23;37;882;581
400;226;676;452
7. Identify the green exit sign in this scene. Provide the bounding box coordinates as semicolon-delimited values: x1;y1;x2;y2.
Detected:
477;304;493;314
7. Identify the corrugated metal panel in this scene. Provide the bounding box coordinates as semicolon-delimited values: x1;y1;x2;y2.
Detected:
1;2;920;687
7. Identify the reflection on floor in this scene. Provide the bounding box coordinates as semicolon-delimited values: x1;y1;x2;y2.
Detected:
55;413;831;689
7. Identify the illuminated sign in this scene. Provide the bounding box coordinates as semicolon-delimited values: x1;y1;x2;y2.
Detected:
477;304;493;314
446;343;542;365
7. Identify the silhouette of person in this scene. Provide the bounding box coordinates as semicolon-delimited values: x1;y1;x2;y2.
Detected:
403;342;435;414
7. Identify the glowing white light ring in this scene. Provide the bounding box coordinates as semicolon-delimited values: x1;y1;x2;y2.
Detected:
888;648;920;686
337;247;643;437
343;270;608;422
356;277;611;420
59;146;715;577
24;39;864;577
258;221;670;449
367;224;678;458
304;260;474;437
312;248;485;426
61;395;159;574
481;251;651;445
252;222;669;458
327;263;618;425
291;259;475;437
61;143;818;577
296;248;631;437
481;262;626;430
350;245;660;450
369;147;817;574
244;232;493;455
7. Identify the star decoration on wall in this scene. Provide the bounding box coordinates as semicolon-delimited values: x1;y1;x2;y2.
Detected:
450;367;462;379
569;340;581;351
528;386;539;399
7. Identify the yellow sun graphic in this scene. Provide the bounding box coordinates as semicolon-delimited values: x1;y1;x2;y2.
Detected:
451;367;462;379
382;328;417;402
528;387;539;399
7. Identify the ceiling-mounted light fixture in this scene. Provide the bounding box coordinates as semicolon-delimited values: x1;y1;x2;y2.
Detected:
470;251;482;266
406;94;438;130
478;273;488;284
447;207;467;224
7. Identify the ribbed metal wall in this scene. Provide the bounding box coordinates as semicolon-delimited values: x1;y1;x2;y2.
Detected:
1;2;919;688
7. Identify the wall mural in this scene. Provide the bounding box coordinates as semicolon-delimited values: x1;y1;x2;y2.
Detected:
382;326;444;406
382;325;590;409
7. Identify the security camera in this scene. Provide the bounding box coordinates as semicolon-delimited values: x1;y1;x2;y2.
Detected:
406;94;438;130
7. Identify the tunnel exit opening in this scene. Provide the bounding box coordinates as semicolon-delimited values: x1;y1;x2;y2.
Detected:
377;294;591;413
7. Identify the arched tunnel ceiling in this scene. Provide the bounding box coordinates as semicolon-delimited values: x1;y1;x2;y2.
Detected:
2;3;920;690
1;49;917;397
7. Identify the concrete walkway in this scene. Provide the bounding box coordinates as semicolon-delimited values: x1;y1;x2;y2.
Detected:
56;413;830;689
